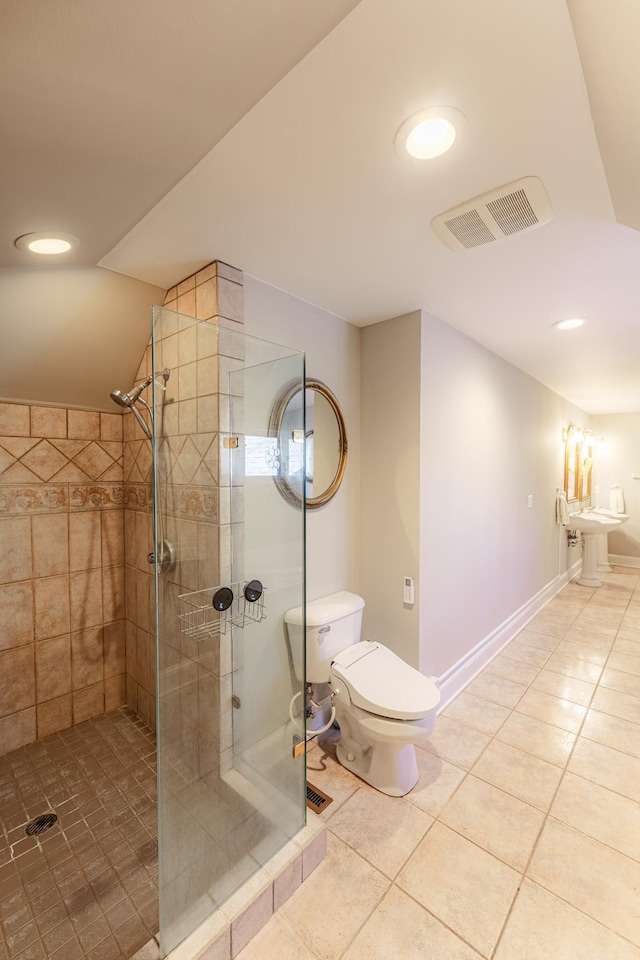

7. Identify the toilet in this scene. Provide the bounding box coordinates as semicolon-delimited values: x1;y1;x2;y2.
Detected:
284;591;440;797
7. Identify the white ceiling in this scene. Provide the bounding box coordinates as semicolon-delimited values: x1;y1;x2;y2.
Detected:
3;0;640;414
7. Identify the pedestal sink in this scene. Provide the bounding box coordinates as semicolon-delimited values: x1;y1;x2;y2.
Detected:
589;508;630;573
565;512;622;587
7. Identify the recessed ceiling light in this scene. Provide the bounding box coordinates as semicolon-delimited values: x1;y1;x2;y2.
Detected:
553;317;586;331
395;106;466;160
15;232;79;255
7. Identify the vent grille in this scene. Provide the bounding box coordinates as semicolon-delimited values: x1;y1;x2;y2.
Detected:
432;176;552;252
306;782;333;814
486;188;538;235
444;210;497;249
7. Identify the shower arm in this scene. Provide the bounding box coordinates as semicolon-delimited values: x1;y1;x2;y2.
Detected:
129;401;152;440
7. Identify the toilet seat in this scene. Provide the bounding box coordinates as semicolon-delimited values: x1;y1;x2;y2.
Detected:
331;641;440;721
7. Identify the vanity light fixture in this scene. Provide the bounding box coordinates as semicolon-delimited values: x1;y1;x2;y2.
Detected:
395;106;466;160
553;317;585;331
563;423;584;445
14;232;79;255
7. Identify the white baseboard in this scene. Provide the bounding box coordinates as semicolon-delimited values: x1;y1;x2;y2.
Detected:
609;553;640;569
435;559;582;712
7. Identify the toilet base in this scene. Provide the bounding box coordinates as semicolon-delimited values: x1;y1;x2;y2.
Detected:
336;740;419;797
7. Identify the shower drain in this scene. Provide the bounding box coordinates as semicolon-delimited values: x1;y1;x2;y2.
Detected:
25;813;58;836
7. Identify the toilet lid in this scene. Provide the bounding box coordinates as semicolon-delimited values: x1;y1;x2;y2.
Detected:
330;641;440;721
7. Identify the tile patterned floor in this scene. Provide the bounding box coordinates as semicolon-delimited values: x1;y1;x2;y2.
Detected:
236;567;640;960
0;708;157;960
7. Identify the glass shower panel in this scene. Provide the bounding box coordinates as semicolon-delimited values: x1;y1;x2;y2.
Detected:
228;342;306;846
152;308;305;957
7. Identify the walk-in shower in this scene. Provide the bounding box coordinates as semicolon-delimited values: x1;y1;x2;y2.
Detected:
0;306;307;960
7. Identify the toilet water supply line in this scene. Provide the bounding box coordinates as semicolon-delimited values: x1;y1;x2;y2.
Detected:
289;686;337;738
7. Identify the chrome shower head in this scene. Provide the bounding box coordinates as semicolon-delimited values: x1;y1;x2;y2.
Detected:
109;378;153;439
109;388;131;408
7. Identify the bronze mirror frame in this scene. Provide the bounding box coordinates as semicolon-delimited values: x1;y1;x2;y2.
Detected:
268;378;348;509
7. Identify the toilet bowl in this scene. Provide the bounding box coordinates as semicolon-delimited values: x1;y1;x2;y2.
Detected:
284;592;441;797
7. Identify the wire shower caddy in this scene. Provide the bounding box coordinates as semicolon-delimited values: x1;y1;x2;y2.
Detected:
178;580;266;641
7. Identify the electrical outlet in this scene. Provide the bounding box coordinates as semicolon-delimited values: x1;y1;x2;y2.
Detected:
527;494;533;508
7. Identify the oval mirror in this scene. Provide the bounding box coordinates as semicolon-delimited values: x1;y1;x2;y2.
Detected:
268;378;348;508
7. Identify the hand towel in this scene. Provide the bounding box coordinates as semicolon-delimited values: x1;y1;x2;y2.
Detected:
609;485;625;513
556;490;569;524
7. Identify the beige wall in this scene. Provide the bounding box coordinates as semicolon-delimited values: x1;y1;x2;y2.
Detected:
420;313;588;680
592;412;640;560
0;402;126;755
359;310;590;696
360;312;421;667
243;275;361;600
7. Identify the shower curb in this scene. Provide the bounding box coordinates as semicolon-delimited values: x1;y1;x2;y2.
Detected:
163;821;326;960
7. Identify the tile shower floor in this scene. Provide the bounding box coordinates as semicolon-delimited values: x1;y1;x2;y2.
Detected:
237;566;640;960
0;708;157;960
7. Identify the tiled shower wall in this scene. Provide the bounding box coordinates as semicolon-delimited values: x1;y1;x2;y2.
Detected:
123;261;244;750
0;403;126;755
0;262;243;755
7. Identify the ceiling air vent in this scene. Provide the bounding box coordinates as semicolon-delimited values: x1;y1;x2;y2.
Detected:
431;176;552;252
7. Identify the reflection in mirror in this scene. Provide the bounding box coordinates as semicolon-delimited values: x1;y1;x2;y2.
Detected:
563;423;595;504
269;379;348;509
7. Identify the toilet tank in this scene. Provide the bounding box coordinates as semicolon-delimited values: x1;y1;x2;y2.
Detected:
284;591;365;682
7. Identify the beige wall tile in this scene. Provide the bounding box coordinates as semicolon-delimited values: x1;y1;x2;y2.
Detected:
0;581;34;649
101;413;123;442
177;287;196;318
101;510;124;565
67;410;100;439
20;439;68;480
217;278;244;323
0;402;30;436
0;707;35;756
103;565;125;621
32;514;69;577
105;674;126;710
70;569;104;630
0;461;41;482
178;325;198;365
0;517;32;583
137;684;151;726
30;406;67;438
104;620;126;678
37;694;72;739
0;645;35;717
196;279;217;321
34;575;70;640
36;634;71;702
177;275;196;297
74;441;115;480
73;682;104;723
71;627;104;689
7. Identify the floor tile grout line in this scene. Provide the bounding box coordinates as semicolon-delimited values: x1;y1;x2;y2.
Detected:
488;566;640;960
